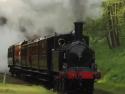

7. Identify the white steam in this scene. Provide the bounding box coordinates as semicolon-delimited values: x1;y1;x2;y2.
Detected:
0;24;25;72
0;0;103;72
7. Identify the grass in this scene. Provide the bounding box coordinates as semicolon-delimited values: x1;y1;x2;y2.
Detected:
0;84;56;94
95;82;125;94
0;73;56;94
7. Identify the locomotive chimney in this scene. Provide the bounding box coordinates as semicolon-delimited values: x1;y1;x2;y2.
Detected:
74;22;84;40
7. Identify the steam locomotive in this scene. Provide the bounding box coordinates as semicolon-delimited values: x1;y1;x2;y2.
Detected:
8;22;101;94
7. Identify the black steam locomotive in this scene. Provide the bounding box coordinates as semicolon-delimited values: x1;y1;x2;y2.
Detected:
8;22;101;94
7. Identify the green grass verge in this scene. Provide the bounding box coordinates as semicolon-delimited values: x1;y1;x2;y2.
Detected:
0;84;56;94
95;82;125;94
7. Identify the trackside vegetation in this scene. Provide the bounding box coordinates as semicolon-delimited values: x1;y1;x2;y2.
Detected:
0;84;56;94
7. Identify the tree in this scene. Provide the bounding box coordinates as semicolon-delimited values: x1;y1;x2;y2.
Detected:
103;0;125;48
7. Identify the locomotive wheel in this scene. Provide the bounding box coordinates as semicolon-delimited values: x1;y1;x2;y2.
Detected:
10;69;15;77
10;72;14;77
58;79;62;92
82;80;94;94
61;79;68;94
53;79;59;91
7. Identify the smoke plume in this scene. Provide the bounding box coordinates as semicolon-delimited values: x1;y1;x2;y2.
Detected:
70;0;88;21
70;0;103;21
0;0;103;72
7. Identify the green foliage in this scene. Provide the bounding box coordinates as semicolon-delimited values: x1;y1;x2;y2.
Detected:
103;0;125;33
94;38;125;84
86;0;125;85
85;18;106;41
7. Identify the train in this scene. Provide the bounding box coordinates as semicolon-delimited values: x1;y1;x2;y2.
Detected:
8;22;101;94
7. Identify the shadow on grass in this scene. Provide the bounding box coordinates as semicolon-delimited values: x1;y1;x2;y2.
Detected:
94;89;113;94
0;89;15;93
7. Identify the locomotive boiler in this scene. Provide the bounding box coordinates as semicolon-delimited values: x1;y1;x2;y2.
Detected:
8;22;101;94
